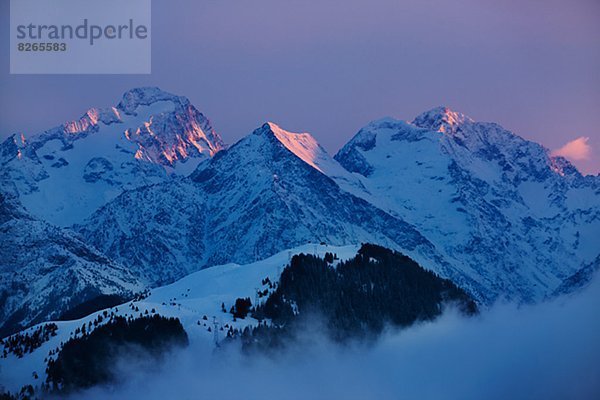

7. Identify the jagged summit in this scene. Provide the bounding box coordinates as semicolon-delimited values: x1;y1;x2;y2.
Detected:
549;155;583;178
11;86;224;160
254;122;330;173
117;86;188;115
1;87;225;226
412;106;474;135
46;87;187;138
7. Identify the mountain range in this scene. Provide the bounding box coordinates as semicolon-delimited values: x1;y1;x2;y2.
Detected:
1;87;598;337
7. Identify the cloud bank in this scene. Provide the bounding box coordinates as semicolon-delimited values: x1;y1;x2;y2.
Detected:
552;136;592;161
68;279;600;400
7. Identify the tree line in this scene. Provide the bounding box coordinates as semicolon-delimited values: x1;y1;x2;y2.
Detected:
243;243;477;349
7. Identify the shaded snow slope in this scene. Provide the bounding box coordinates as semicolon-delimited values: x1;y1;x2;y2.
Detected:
0;178;143;337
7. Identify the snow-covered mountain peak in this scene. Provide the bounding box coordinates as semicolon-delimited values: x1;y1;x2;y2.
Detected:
333;110;600;303
9;87;224;166
412;106;474;135
113;87;225;163
116;86;186;115
257;122;329;173
1;87;225;226
53;87;187;138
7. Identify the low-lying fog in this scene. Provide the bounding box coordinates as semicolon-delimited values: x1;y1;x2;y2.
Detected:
66;279;600;400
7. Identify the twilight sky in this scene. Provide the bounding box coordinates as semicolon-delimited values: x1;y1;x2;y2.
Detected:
1;0;599;174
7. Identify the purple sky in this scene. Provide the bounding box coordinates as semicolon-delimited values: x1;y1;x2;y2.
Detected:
1;0;599;174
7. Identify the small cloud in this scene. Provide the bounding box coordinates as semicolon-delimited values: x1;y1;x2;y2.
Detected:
551;137;592;161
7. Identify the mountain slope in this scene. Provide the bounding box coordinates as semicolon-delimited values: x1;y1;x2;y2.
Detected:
77;123;477;294
0;178;143;338
334;107;600;302
0;244;358;393
0;244;478;395
552;254;600;297
0;87;224;226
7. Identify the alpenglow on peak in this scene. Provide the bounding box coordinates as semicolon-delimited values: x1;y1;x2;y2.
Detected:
412;106;474;135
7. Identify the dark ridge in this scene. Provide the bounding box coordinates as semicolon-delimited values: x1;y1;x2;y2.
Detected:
58;294;127;321
237;244;476;350
45;315;188;394
0;307;28;339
